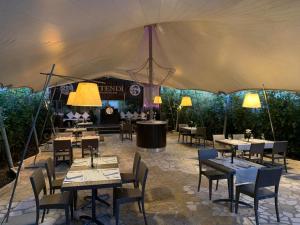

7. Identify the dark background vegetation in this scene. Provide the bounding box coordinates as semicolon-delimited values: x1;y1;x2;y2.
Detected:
160;87;300;158
0;88;49;187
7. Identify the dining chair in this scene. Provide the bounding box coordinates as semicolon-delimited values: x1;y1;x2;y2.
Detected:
53;139;73;166
264;141;288;172
232;134;244;140
192;127;207;147
44;158;63;194
120;121;133;141
113;161;149;225
30;169;72;225
235;167;282;225
198;149;229;200
243;143;265;164
121;152;141;187
81;138;99;158
213;134;231;156
178;124;189;143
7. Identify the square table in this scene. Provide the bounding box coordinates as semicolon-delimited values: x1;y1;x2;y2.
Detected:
61;156;121;225
202;157;264;212
216;138;274;151
65;127;87;133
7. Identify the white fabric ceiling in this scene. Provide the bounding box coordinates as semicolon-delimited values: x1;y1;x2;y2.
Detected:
1;0;300;93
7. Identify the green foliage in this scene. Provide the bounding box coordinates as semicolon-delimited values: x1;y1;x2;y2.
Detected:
161;88;300;156
0;88;49;163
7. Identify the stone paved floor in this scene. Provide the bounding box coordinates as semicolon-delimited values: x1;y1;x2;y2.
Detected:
1;133;300;225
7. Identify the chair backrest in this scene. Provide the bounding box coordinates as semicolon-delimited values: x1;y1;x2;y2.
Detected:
45;157;55;183
56;132;73;137
178;124;188;129
30;169;47;205
196;127;206;137
137;161;149;197
255;167;282;192
250;143;265;155
212;134;225;148
132;152;141;178
233;134;244;140
82;138;99;152
53;140;72;156
82;131;97;136
122;122;132;132
273;141;288;155
198;149;218;161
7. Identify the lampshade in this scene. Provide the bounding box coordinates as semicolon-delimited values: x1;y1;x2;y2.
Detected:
66;91;76;105
72;82;102;107
180;96;192;107
153;96;162;104
242;93;261;108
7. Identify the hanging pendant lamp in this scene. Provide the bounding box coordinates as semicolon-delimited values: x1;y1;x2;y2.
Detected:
72;82;102;107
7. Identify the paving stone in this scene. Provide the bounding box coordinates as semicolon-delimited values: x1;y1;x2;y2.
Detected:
0;133;300;225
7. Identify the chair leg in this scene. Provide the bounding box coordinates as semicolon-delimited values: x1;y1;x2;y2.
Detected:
115;204;120;225
65;206;70;225
209;179;212;200
275;196;280;222
284;158;288;173
35;208;40;225
197;174;202;192
216;180;219;191
138;200;142;213
235;190;240;213
41;209;46;223
254;199;259;225
141;200;148;225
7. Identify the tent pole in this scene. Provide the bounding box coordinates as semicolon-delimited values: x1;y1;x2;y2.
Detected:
0;108;14;171
2;64;55;224
147;25;154;120
262;84;276;141
39;86;57;143
31;116;40;166
223;95;230;135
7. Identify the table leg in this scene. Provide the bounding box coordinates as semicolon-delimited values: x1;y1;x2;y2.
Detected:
213;174;252;211
80;188;104;225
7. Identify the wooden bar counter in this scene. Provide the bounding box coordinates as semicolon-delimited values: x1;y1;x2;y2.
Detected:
136;120;167;152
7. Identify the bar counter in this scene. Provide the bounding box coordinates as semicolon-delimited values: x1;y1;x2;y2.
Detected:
136;120;167;152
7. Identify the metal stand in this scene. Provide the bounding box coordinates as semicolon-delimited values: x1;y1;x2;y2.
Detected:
262;84;276;141
1;64;55;224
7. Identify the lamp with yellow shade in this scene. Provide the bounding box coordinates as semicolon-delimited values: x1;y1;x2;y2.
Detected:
180;96;192;107
242;93;261;108
72;82;102;107
153;96;162;104
66;91;76;105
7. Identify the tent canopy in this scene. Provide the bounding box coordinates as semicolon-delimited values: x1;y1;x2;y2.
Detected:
1;0;300;93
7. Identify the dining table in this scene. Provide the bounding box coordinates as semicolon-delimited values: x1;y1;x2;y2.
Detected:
216;138;274;163
65;127;87;133
202;156;264;212
61;155;121;225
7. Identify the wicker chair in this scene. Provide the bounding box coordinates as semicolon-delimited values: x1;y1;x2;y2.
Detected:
235;167;282;225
